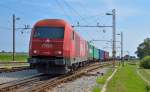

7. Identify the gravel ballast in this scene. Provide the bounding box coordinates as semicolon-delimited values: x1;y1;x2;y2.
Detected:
50;67;111;92
0;69;38;84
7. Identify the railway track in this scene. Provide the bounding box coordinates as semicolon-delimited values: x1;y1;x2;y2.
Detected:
0;73;56;92
0;62;29;73
0;62;28;64
0;62;111;92
0;66;29;73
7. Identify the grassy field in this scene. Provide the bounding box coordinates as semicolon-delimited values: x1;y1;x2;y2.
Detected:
106;63;149;92
138;68;150;84
0;53;28;62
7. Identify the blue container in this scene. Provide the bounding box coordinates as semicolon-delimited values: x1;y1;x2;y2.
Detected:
99;49;104;61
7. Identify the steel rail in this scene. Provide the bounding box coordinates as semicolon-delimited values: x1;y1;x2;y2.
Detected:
20;62;111;92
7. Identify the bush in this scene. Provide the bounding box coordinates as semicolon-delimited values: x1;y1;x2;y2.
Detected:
140;56;150;69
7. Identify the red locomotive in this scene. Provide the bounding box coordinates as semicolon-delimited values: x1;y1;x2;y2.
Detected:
28;19;88;74
28;19;109;74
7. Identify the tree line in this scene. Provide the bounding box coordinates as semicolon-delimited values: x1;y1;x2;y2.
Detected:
136;38;150;59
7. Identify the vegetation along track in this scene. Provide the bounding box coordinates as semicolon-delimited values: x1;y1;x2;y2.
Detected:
0;62;111;92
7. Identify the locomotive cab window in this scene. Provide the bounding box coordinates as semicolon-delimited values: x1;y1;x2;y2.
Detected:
33;27;64;39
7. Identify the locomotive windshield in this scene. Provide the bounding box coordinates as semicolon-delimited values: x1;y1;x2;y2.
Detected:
33;27;64;39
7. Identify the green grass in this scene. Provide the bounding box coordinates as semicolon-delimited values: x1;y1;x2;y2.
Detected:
92;68;113;92
106;64;147;92
0;53;28;62
138;69;150;83
92;86;101;92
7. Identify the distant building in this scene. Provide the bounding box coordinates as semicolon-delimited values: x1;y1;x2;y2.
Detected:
116;56;121;60
124;55;136;60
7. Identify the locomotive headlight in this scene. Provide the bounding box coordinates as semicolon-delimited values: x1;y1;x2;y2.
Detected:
33;50;37;54
57;51;62;54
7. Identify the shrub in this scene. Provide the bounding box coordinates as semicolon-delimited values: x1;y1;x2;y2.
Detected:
140;56;150;69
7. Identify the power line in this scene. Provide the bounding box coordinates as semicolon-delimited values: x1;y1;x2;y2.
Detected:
56;0;79;23
61;0;99;41
75;2;89;16
62;0;90;24
75;2;104;24
69;1;110;27
55;0;74;23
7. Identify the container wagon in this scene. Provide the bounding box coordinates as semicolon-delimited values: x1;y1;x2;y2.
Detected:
93;46;99;61
104;51;109;61
99;49;104;61
88;42;94;61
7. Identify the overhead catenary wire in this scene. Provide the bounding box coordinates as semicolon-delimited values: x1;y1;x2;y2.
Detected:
75;2;105;25
62;0;90;24
60;0;111;48
55;0;91;41
55;0;75;24
0;1;112;53
61;0;98;42
71;1;111;27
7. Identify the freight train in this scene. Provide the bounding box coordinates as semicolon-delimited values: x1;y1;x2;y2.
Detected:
28;19;109;74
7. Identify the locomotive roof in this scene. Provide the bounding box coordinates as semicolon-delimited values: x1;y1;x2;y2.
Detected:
34;19;70;27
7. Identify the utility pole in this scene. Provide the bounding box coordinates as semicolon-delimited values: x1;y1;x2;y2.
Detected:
12;14;15;61
112;9;116;67
120;32;124;66
107;9;116;67
12;14;20;61
73;9;117;67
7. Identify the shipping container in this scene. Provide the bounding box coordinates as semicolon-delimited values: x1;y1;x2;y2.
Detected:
88;42;94;60
93;46;99;60
104;51;109;61
99;49;104;61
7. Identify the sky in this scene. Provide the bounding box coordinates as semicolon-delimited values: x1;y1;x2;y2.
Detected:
0;0;150;57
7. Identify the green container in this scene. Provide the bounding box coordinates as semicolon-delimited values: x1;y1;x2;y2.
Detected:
88;42;94;60
93;46;99;60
